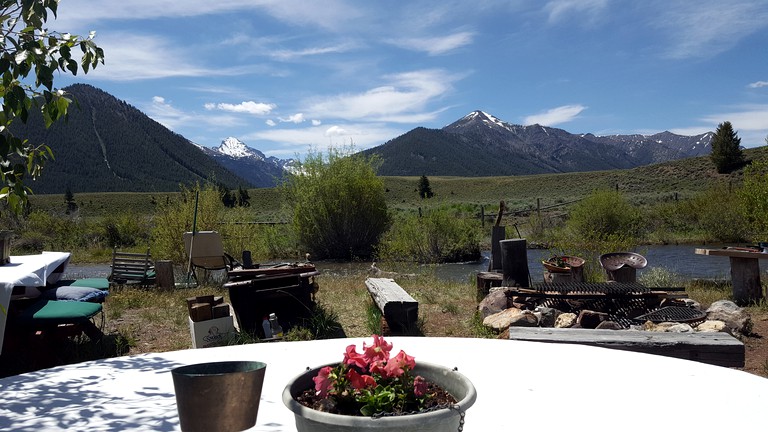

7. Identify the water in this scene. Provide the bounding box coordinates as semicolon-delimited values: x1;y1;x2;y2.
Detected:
63;244;738;283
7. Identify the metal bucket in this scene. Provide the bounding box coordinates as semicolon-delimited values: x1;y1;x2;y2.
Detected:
172;361;266;432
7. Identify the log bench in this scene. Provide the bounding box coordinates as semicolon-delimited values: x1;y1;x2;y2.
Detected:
365;278;418;333
508;327;744;368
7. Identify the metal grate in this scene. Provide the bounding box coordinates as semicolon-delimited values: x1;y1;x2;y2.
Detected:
534;282;653;295
633;306;707;324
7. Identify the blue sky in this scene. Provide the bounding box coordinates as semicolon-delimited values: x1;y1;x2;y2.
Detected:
51;0;768;157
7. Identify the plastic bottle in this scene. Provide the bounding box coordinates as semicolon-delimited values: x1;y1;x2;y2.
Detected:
269;313;283;338
261;316;271;339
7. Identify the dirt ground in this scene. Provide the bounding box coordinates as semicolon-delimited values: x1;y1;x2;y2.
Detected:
742;312;768;376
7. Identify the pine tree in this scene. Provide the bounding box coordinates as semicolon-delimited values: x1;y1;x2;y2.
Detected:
710;121;744;174
418;175;434;199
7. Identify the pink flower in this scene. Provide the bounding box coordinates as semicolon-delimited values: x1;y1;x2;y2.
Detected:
346;368;377;390
413;375;427;397
382;350;415;378
313;366;335;397
343;344;368;369
362;335;393;364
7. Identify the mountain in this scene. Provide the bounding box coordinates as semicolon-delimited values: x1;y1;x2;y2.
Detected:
195;137;294;188
10;84;249;194
365;111;713;176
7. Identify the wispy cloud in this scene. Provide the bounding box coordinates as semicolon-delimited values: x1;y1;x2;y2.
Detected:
544;0;608;24
270;43;358;60
244;123;402;156
84;34;271;81
205;101;276;115
388;31;475;55
145;96;243;130
302;69;462;123
671;105;768;146
279;113;306;123
748;81;768;89
524;104;586;126
652;1;768;60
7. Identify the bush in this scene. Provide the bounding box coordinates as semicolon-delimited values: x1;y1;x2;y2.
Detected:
740;161;768;241
281;147;390;260
566;190;641;242
377;206;482;263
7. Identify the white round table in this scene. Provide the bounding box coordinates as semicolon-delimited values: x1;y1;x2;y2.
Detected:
1;336;766;431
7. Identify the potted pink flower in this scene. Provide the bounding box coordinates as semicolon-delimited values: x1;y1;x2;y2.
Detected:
283;335;476;432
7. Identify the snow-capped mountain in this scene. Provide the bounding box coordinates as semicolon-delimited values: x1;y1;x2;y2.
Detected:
364;110;715;176
196;137;294;188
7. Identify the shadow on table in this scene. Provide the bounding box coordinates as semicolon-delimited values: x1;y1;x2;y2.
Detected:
0;354;183;431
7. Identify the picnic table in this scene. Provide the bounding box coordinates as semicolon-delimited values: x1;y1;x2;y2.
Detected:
695;247;768;304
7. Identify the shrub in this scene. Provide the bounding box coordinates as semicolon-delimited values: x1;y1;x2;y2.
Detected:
378;206;482;263
740;161;768;241
565;189;641;242
281;147;390;260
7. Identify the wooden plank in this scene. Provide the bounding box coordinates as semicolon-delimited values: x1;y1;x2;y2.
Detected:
365;278;418;332
508;327;744;368
695;248;768;259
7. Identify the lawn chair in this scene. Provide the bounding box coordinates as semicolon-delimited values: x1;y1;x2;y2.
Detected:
183;231;237;284
108;248;156;287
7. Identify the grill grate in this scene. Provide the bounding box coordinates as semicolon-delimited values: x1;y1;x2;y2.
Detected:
534;282;653;295
633;306;707;324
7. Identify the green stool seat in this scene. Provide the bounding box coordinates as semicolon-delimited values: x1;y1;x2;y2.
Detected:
17;299;103;326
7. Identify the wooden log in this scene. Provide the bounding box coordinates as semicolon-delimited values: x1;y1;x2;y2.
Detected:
508;327;744;368
729;256;763;305
500;239;529;287
476;271;503;301
365;278;418;333
155;260;174;289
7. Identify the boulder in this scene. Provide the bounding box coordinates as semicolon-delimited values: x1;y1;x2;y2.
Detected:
483;308;525;331
577;310;609;329
534;306;559;328
508;310;539;327
595;321;622;330
478;290;511;318
706;300;753;335
696;320;727;333
665;323;694;333
554;312;577;328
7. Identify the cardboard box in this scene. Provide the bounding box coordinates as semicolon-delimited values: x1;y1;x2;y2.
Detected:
188;315;235;349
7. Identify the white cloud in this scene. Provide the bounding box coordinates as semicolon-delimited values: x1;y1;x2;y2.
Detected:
302;69;462;123
205;101;276;115
524;104;586;126
748;81;768;89
243;123;402;156
325;126;348;136
145;96;242;131
266;119;276;126
83;33;270;81
544;0;608;24
652;1;768;60
671;105;768;147
312;120;322;126
388;31;475;55
279;113;306;123
270;43;358;61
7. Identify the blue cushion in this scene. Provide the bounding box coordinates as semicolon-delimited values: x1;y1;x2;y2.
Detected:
42;286;108;303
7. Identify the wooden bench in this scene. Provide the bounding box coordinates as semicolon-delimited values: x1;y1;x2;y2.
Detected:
109;248;156;287
365;278;418;333
508;327;745;368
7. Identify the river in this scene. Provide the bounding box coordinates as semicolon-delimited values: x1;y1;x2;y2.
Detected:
63;244;740;284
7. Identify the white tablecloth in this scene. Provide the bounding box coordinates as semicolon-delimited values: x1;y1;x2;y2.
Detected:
0;336;766;431
0;252;71;353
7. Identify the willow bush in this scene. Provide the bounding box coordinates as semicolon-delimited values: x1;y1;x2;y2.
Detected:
740;160;768;241
281;147;390;260
377;206;482;264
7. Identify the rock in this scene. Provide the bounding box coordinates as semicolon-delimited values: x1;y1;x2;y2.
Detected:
706;300;753;335
478;290;511;318
644;321;678;332
696;320;727;333
681;298;701;310
483;308;525;331
508;310;539;327
534;306;559;327
666;323;694;333
554;313;577;328
577;310;609;329
595;321;622;330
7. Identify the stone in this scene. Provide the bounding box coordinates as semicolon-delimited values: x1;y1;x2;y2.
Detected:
554;312;577;328
696;320;727;333
577;310;609;329
595;321;622;330
478;290;511;319
706;300;753;335
666;323;694;333
534;306;559;328
645;321;678;332
483;308;525;331
508;310;539;327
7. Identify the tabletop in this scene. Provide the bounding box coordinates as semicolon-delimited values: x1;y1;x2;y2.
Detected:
0;251;71;353
0;336;766;432
695;247;768;259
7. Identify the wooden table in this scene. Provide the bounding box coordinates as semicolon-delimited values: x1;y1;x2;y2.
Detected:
695;247;768;304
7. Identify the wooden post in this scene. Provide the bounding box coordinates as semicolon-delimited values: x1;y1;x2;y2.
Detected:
729;257;763;305
480;205;485;228
500;239;529;288
155;260;175;289
476;272;503;301
488;226;506;272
